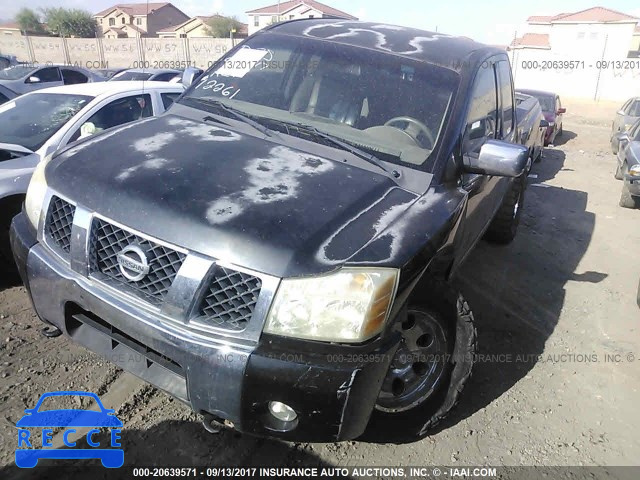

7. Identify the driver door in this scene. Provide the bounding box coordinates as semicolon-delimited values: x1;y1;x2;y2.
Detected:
23;67;63;92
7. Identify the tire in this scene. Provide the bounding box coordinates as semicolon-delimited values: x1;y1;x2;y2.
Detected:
619;183;640;209
365;278;476;442
0;197;23;284
534;147;542;163
484;175;525;245
614;162;624;180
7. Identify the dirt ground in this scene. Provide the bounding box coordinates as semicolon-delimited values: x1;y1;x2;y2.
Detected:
0;98;639;477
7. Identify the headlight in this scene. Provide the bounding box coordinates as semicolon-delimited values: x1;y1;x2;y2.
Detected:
547;122;555;127
264;268;399;343
629;164;640;176
25;155;50;229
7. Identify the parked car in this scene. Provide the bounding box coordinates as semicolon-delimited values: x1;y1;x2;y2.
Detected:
0;84;17;105
517;89;565;145
11;19;528;442
0;64;104;95
109;68;181;82
611;97;640;154
613;118;640;208
515;92;547;167
0;81;184;273
95;68;128;80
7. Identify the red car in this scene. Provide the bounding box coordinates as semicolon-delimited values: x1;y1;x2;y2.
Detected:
517;89;566;145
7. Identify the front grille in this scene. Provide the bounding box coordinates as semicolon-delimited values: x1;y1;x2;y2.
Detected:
89;218;186;303
45;196;76;254
196;266;262;331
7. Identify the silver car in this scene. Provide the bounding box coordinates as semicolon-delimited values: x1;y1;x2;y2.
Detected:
0;64;104;95
613;118;640;208
611;97;640;154
109;68;181;82
0;81;184;275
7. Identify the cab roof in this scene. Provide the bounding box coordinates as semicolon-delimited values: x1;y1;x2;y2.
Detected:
264;19;503;72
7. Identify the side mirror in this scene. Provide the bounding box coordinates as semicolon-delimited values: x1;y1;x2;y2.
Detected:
181;67;202;88
463;140;528;177
540;119;549;128
26;76;41;84
557;107;566;114
617;110;626;116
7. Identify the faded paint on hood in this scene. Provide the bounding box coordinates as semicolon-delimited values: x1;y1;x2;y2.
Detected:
47;115;431;277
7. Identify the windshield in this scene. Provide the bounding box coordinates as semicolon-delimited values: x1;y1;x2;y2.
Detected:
111;71;153;81
0;65;36;80
0;93;92;151
181;33;457;167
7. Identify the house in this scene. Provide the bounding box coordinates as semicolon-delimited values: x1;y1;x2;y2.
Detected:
93;2;189;38
0;21;49;37
511;6;639;58
0;22;21;37
158;15;248;39
246;0;357;36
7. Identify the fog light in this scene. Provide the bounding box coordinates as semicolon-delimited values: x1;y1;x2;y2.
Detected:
268;401;297;422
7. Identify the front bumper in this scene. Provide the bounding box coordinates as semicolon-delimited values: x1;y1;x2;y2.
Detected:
624;174;640;197
10;212;397;442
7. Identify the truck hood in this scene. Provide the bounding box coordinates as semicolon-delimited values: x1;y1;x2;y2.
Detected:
47;115;429;277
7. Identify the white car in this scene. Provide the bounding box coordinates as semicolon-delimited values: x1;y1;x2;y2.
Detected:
0;81;184;275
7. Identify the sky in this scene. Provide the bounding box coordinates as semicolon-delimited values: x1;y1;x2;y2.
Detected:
3;0;640;45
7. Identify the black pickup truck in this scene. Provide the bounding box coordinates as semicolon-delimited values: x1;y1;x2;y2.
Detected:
11;19;528;442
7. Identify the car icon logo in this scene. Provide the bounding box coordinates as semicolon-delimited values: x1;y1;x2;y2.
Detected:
117;244;150;281
15;391;124;468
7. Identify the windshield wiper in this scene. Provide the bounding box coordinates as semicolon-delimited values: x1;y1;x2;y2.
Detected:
185;97;272;137
266;119;399;179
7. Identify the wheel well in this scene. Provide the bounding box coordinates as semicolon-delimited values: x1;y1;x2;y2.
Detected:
0;195;25;222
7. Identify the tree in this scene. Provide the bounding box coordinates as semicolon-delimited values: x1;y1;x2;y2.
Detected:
15;8;46;35
205;15;243;38
42;8;97;38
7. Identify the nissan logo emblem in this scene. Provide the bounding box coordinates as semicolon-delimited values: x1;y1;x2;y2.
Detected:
116;245;150;282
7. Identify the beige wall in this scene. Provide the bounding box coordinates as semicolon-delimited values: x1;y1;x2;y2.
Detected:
0;29;20;38
0;34;233;69
509;47;640;101
549;23;636;58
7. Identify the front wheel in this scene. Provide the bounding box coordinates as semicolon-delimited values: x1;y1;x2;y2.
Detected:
365;278;476;441
619;184;640;209
484;175;525;245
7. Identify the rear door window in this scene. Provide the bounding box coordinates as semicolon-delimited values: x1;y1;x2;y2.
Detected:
61;69;89;85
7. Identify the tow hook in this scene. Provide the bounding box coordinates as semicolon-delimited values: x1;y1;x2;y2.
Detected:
201;414;234;434
41;326;62;338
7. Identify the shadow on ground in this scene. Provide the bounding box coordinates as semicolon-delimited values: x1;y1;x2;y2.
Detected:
551;129;577;147
426;150;601;437
2;420;354;479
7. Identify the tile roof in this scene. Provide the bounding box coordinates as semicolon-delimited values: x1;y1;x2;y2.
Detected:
95;3;171;17
157;15;248;34
246;0;357;20
510;33;550;49
0;22;20;29
527;7;637;24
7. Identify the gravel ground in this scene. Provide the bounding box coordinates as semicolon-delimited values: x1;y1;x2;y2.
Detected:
0;99;638;477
